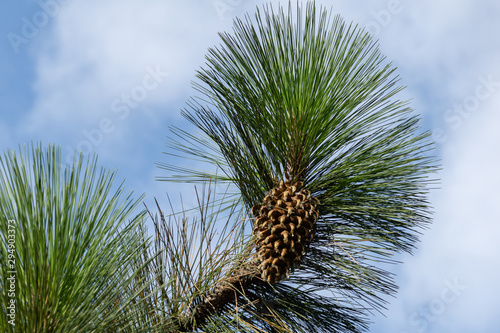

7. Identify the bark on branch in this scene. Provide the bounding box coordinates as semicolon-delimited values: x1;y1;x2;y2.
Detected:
178;263;262;332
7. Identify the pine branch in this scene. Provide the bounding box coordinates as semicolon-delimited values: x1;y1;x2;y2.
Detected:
157;1;439;331
179;263;262;332
0;143;155;332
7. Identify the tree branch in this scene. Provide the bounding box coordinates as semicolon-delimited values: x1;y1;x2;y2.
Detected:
179;263;262;332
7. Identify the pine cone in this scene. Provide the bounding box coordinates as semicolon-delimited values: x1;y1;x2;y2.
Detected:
252;180;319;283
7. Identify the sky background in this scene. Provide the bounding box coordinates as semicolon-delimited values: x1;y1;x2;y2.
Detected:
1;0;500;332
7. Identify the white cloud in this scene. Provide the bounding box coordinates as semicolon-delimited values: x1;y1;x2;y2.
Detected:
372;83;500;333
21;0;240;137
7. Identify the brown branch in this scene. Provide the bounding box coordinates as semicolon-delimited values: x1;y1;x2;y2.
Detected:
178;263;263;332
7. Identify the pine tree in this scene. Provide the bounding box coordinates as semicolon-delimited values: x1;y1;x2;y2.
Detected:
0;144;157;332
157;1;438;332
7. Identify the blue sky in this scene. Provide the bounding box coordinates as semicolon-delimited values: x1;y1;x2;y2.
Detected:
1;1;500;332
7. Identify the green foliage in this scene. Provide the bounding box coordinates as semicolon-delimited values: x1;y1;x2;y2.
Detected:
0;144;153;332
159;1;438;332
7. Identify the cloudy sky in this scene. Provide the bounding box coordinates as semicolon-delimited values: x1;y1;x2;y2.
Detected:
1;0;499;332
